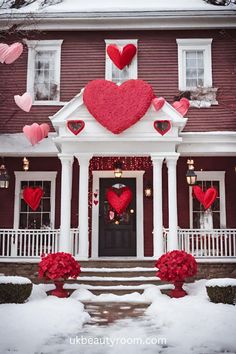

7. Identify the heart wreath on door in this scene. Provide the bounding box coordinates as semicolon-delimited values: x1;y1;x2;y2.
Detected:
106;186;133;214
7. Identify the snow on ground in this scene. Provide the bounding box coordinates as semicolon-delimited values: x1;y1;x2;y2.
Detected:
0;280;235;354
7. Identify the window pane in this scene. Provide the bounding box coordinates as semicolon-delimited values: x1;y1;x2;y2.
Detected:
185;50;204;88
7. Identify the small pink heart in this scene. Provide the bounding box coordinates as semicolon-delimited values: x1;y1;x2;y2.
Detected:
40;123;50;138
4;43;23;64
23;123;44;146
172;98;190;116
0;43;9;64
14;92;32;112
94;200;98;206
152;97;165;111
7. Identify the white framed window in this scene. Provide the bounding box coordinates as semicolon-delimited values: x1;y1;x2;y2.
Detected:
105;39;138;84
176;39;213;91
14;172;57;229
189;171;226;229
25;40;63;105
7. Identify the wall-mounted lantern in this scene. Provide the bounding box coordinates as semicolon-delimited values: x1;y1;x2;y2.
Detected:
114;160;123;178
23;157;30;171
186;159;197;186
0;159;10;189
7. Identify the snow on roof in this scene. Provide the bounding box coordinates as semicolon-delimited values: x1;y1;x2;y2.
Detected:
1;0;236;13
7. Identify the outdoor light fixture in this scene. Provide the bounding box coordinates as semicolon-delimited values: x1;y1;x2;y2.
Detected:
114;160;123;178
0;158;10;189
144;184;152;198
186;159;197;186
23;157;29;171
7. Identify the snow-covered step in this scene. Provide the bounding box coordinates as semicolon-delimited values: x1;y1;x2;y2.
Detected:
78;276;159;281
80;267;157;272
71;275;161;286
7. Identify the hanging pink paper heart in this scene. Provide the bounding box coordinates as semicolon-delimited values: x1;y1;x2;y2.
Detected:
152;97;165;111
2;43;23;64
23;123;45;146
172;98;190;116
40;123;50;138
0;43;9;64
14;92;32;112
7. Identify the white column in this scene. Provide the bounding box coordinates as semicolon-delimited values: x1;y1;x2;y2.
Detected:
151;155;164;258
58;154;73;253
76;154;92;259
166;155;179;251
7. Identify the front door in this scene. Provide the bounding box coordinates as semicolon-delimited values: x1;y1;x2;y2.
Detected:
99;178;136;256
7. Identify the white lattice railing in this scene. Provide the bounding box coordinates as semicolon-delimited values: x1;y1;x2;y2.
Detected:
0;229;79;258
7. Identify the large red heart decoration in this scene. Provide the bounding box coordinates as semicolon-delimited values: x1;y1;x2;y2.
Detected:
172;98;190;116
83;79;154;134
67;120;85;135
192;186;218;210
106;186;133;214
154;120;171;136
107;44;137;70
23;187;44;211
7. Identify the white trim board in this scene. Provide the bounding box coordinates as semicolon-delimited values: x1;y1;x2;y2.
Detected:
91;170;145;259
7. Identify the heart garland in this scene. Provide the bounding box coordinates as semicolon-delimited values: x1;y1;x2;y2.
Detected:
106;186;133;214
192;185;218;210
23;123;50;146
0;42;23;64
107;44;137;70
83;79;154;134
93;191;99;206
23;187;44;211
67;120;85;135
154;120;171;136
14;92;32;112
172;98;190;116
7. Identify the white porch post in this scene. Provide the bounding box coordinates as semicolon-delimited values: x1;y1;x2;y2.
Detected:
58;154;73;253
166;155;179;251
76;154;92;259
151;155;164;258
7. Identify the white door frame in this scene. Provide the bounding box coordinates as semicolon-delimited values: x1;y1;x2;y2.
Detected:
91;170;145;259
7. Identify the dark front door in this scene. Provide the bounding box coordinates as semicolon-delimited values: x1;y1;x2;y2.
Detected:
99;178;136;257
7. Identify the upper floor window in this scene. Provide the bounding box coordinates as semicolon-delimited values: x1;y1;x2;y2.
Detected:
25;40;63;104
176;39;213;91
105;39;138;84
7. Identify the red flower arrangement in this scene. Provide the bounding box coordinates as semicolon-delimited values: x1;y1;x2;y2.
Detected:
155;250;197;282
38;252;81;280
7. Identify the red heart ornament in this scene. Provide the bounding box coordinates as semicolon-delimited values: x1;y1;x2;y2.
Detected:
93;200;98;206
152;97;166;111
172;98;190;116
23;187;44;211
67;120;85;135
83;79;154;134
154;120;171;136
94;192;98;198
106;186;133;214
107;44;137;70
193;186;218;210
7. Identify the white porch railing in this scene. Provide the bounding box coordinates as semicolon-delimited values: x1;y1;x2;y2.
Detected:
0;229;79;258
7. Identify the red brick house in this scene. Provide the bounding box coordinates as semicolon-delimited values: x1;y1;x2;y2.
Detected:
0;1;235;284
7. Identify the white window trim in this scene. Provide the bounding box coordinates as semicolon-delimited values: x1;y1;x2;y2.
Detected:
189;171;226;229
14;171;57;229
176;38;213;91
105;39;138;81
25;40;63;105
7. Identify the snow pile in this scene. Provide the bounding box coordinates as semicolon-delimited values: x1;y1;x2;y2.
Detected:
206;278;236;287
0;276;31;284
28;284;48;301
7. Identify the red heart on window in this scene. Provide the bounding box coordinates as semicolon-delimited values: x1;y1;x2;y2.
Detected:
106;186;133;214
83;79;154;134
67;120;85;135
107;44;137;70
23;187;44;211
172;98;190;116
154;120;171;136
192;186;218;210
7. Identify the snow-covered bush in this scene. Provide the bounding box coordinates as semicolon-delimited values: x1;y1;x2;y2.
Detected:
0;276;32;303
206;278;236;305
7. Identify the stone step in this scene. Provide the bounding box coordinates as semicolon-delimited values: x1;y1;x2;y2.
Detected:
79;260;155;268
81;270;157;277
68;278;162;287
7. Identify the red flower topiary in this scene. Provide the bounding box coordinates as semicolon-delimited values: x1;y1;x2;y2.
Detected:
155;250;197;282
38;252;81;280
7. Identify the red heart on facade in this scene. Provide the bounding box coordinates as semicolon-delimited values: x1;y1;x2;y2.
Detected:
154;120;171;136
152;97;166;111
106;186;133;214
107;44;137;70
93;193;98;198
192;186;218;210
67;120;85;135
23;187;44;211
93;200;98;206
83;79;154;134
172;98;190;116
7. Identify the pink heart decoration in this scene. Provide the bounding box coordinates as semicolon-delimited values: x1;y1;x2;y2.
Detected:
0;42;23;64
23;123;50;146
152;97;166;111
172;98;190;116
14;92;32;112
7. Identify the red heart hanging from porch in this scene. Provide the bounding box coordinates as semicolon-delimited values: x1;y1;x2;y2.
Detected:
107;44;137;70
23;187;44;211
67;120;85;135
83;79;154;134
154;120;171;136
106;186;133;214
192;185;218;210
